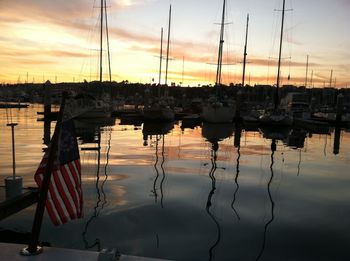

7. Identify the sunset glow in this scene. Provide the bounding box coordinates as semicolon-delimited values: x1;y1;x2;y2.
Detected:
0;0;349;87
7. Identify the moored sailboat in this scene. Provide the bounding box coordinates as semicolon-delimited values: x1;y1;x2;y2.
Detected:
202;0;235;124
143;5;175;122
259;0;292;127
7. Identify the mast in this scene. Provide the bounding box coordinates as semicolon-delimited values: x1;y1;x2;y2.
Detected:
165;5;172;86
274;0;286;109
305;55;309;87
158;27;164;96
182;56;185;85
215;0;226;93
310;70;314;88
99;0;104;82
242;14;249;87
104;0;112;82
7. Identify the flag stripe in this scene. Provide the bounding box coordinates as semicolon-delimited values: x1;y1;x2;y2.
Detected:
69;162;83;216
49;172;70;223
35;174;63;225
46;189;63;226
70;160;83;216
61;164;80;215
52;169;77;220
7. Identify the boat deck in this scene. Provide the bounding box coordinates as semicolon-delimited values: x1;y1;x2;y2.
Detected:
0;242;170;261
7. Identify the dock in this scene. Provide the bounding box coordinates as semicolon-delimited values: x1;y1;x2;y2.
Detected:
0;186;38;221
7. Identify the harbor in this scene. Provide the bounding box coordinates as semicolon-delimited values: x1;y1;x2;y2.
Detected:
1;103;350;260
1;0;350;260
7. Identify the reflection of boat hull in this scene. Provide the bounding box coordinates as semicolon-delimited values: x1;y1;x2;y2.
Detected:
285;129;307;148
119;115;143;127
142;122;174;136
259;127;291;141
202;122;235;142
202;105;235;123
181;114;202;130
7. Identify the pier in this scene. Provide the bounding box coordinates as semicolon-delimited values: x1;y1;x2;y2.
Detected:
0;187;38;221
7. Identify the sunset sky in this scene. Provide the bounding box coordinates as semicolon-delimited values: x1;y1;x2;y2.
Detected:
0;0;349;87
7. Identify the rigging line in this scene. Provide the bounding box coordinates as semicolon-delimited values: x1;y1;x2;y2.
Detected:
79;0;98;79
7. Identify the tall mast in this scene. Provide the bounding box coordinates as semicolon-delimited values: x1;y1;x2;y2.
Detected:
305;55;309;87
158;27;164;96
182;56;185;85
274;0;286;109
104;0;112;82
165;5;172;86
215;0;226;93
242;14;249;87
99;0;104;82
310;70;314;88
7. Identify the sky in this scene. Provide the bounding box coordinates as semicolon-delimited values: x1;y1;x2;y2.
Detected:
0;0;349;88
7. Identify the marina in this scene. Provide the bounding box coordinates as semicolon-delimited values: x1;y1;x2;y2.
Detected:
1;104;350;260
1;0;350;260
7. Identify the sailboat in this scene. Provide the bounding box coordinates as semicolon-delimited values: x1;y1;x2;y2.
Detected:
202;0;235;124
143;5;175;122
66;0;112;119
259;0;292;127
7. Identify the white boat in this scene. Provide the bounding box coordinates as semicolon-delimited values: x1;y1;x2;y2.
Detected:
201;0;235;124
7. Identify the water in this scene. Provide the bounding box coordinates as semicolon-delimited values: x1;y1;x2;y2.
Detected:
1;105;350;261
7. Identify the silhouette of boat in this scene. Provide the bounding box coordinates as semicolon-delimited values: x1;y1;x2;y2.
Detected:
259;0;292;127
202;0;235;123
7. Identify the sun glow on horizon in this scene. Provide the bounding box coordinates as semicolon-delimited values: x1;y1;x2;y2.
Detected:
0;0;349;88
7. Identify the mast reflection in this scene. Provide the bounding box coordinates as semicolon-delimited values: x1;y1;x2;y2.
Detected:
201;122;234;261
232;123;242;220
143;122;173;208
333;126;341;155
206;141;221;261
149;135;161;203
256;139;276;261
82;127;111;251
160;135;166;208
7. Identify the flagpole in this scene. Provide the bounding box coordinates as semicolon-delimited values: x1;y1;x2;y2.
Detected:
21;92;67;255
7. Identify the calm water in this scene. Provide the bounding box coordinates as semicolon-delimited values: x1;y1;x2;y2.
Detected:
1;105;350;261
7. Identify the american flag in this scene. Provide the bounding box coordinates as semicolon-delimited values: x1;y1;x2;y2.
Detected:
34;119;83;226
